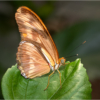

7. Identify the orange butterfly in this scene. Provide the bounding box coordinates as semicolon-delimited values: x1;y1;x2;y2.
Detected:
15;6;66;90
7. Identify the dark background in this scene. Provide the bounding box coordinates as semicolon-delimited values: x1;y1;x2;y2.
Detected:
0;1;100;99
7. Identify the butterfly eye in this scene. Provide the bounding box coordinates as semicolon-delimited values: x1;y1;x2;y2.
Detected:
60;57;65;65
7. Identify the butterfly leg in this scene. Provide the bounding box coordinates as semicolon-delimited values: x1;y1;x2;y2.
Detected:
64;62;70;65
57;69;62;88
44;71;54;91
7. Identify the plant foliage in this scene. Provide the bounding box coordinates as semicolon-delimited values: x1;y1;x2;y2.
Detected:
1;59;92;99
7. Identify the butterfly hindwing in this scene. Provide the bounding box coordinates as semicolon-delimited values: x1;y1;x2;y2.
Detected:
17;41;50;78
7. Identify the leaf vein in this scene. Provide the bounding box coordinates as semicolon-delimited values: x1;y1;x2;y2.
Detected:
25;79;29;99
50;62;78;99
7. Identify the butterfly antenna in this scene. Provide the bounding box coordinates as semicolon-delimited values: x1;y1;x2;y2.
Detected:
68;41;86;55
65;54;78;59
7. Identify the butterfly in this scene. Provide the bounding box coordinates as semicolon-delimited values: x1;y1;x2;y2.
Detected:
15;6;66;90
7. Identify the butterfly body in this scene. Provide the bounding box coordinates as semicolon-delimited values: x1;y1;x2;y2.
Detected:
15;6;66;89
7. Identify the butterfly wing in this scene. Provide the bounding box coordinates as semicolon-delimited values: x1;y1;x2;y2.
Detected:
17;41;50;78
15;6;59;78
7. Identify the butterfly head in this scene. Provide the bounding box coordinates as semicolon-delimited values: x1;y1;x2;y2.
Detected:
58;57;66;68
60;57;66;65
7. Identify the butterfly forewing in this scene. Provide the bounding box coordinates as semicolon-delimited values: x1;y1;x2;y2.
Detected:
16;6;59;78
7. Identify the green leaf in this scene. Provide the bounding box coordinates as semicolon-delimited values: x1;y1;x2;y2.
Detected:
1;59;92;99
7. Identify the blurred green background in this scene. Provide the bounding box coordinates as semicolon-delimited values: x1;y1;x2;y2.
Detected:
0;1;100;99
